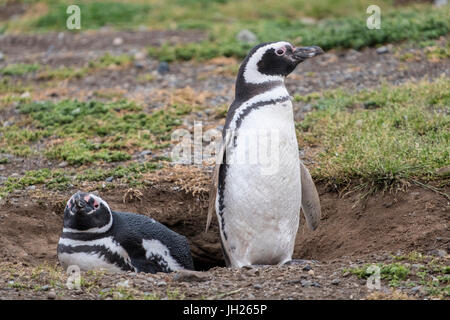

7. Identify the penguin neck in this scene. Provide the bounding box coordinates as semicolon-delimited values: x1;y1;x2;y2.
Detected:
63;211;114;235
234;63;286;103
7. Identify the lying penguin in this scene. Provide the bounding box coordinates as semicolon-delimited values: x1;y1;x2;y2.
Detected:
206;42;323;268
58;192;194;273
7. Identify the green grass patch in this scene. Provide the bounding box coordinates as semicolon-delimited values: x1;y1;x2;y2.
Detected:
0;161;161;199
297;78;450;191
3;53;134;82
0;99;186;164
0;63;40;76
148;6;450;61
33;1;152;30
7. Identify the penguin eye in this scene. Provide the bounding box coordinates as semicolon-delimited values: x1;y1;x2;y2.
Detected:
276;48;286;56
94;203;99;209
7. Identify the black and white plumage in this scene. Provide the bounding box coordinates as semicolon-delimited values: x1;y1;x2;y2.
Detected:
58;192;194;273
206;42;323;268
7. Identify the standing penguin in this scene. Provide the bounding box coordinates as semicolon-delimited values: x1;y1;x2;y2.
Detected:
206;41;323;268
58;192;194;273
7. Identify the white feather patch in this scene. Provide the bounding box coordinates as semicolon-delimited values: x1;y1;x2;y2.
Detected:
243;41;291;84
229;85;289;132
142;239;184;271
58;251;124;273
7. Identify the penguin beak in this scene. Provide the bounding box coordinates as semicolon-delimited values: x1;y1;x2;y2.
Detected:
293;46;324;61
72;193;89;213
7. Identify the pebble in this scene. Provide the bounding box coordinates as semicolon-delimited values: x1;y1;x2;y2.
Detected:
58;161;68;168
428;249;447;258
105;176;114;183
331;279;340;285
307;270;315;276
301;104;313;113
300;280;321;288
434;0;448;6
116;280;130;288
376;46;389;55
157;61;170;74
134;51;147;60
253;284;263;290
302;264;312;271
47;289;57;300
236;29;258;44
156;281;167;287
41;285;50;291
139;150;152;157
134;61;144;69
20;91;30;99
436;166;450;177
113;37;123;46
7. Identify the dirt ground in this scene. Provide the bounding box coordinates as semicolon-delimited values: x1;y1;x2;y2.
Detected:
0;24;449;300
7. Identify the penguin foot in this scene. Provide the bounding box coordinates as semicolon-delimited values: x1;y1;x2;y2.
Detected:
284;259;318;266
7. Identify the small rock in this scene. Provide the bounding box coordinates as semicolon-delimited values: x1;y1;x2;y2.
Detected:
410;286;421;294
47;289;56;300
302;264;311;271
301;104;313;113
156;281;167;287
26;185;36;191
331;279;340;285
307;270;315;276
428;249;447;258
236;29;258;44
299;17;317;25
376;46;389;54
0;165;5;171
173;270;209;283
113;37;123;46
57;32;64;41
434;0;448;7
139;150;152;157
134;61;144;69
41;285;50;291
134;51;147;60
157;61;170;75
20;91;30;99
105;176;114;183
253;284;263;290
436;166;450;177
58;161;68;168
116;280;130;288
300;280;321;288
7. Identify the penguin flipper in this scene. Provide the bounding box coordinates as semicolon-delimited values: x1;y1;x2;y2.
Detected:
300;161;321;230
206;130;232;233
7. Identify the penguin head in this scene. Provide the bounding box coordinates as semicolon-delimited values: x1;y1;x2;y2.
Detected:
63;192;112;233
240;41;323;84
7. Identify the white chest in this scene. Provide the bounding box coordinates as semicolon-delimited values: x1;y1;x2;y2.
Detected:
218;100;302;266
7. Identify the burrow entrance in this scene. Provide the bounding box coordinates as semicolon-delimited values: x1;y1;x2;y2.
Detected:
0;183;448;271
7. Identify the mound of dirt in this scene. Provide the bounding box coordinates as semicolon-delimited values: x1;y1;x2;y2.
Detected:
0;182;448;271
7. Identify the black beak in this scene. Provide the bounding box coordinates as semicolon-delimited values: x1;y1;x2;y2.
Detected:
73;192;87;211
293;46;324;61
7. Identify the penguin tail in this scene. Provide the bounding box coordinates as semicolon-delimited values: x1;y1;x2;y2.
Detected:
300;161;321;230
